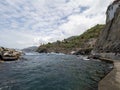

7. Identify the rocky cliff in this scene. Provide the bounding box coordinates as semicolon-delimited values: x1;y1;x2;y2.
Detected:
37;24;105;54
94;0;120;53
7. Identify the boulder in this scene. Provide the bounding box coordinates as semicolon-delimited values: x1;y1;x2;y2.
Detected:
0;47;21;61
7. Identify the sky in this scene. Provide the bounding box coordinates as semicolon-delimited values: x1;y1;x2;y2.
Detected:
0;0;114;49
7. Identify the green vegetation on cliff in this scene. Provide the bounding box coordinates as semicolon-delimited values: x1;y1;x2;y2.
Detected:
37;24;105;54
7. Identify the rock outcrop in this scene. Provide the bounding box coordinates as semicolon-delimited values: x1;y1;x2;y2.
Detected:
94;0;120;53
0;47;21;61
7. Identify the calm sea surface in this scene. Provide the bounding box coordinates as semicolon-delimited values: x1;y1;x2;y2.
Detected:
0;53;112;90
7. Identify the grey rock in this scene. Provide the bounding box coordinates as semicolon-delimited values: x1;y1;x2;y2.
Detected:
94;0;120;53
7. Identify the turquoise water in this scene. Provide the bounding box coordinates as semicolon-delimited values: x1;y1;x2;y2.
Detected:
0;54;112;90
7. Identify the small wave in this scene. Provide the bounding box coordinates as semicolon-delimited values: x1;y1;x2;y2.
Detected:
83;57;90;61
47;52;65;55
25;52;40;55
76;56;90;61
0;86;9;90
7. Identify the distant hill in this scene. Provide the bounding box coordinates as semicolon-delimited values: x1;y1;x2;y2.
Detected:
22;46;38;52
37;24;105;54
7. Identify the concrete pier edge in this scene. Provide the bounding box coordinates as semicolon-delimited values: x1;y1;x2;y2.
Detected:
98;56;120;90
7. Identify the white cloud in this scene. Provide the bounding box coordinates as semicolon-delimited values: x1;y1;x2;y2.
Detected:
0;0;114;49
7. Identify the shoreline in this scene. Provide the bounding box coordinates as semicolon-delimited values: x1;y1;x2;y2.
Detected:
98;56;120;90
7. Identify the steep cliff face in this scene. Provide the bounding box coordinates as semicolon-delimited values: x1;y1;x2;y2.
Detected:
95;0;120;53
